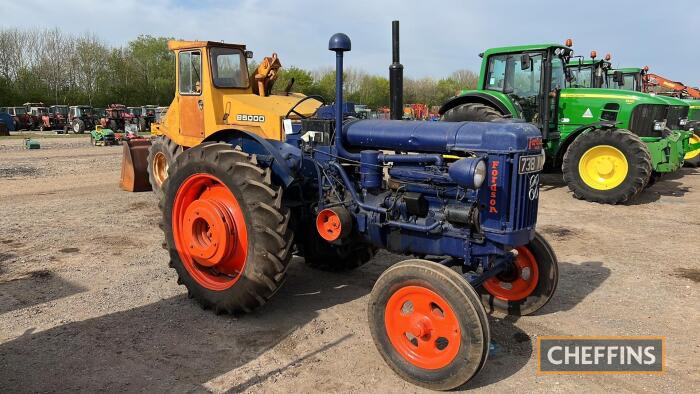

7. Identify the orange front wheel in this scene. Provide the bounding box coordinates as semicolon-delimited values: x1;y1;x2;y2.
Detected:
368;260;489;391
480;232;558;316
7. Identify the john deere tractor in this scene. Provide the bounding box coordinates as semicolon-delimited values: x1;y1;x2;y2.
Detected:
605;66;700;167
123;24;561;390
440;41;688;204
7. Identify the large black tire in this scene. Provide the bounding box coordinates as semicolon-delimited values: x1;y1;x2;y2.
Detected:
684;132;700;168
72;119;85;134
138;118;146;133
562;128;652;204
302;229;375;271
147;136;180;200
441;102;505;122
478;232;558;316
161;142;293;314
368;260;489;391
108;120;118;131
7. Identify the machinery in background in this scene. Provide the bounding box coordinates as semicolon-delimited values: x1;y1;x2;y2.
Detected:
89;125;117;146
441;40;688;204
67;105;97;134
48;105;69;132
98;104;132;131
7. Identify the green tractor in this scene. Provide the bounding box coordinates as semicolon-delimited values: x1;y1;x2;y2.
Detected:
440;41;688;204
89;126;118;146
605;66;700;167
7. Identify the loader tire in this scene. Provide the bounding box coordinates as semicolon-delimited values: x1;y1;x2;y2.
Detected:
562;128;651;204
147;136;180;200
161;142;293;314
441;102;505;122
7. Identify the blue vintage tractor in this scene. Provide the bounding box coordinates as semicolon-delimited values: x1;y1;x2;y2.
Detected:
158;32;558;390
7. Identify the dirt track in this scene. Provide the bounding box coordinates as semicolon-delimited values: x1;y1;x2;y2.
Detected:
0;136;698;393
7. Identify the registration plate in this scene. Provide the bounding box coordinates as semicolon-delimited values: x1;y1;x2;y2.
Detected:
518;153;545;174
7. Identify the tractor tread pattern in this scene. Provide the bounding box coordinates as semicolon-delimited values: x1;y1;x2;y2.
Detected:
562;128;652;204
441;102;504;122
161;142;293;314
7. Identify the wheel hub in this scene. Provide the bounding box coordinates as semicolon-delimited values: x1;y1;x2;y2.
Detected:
483;247;539;301
578;145;629;190
384;286;461;370
182;198;237;267
172;174;248;291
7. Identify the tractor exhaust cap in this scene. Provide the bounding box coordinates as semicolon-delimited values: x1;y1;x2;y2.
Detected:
328;33;351;52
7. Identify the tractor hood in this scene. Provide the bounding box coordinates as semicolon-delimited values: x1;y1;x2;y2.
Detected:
559;88;670;105
223;93;322;122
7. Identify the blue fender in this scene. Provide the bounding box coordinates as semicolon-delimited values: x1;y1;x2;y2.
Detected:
204;129;298;187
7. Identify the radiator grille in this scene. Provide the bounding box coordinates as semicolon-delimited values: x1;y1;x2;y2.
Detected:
629;104;666;137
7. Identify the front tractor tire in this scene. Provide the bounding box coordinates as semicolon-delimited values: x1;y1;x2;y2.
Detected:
562;128;652;204
368;260;489;391
161;142;293;314
684;133;700;168
479;232;558;316
440;102;505;122
147;136;180;199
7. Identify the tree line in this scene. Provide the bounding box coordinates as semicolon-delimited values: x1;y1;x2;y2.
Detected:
0;28;478;109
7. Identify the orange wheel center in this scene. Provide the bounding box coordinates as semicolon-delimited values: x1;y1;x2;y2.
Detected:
384;286;461;370
483;246;539;301
172;173;248;291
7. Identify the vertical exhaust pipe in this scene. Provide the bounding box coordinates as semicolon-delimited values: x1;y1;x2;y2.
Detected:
389;20;403;120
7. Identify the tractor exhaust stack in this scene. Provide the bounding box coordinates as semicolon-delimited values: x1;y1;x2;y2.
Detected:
389;20;404;120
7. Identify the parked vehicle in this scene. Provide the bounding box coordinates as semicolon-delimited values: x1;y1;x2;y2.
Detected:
66;105;96;134
98;104;133;131
48;105;69;133
127;105;157;132
24;103;49;131
7;107;31;130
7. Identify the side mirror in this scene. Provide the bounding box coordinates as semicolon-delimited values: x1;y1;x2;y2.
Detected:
613;71;624;86
245;50;254;59
520;54;531;70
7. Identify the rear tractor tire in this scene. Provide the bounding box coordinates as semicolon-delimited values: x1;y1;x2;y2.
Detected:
368;260;489;391
440;102;505;122
562;128;652;204
147;136;180;200
161;142;293;314
478;231;558;316
73;119;85;134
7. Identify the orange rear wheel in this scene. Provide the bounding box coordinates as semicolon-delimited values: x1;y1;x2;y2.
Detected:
172;173;248;291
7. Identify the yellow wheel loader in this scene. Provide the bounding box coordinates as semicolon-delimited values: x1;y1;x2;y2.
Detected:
120;40;322;194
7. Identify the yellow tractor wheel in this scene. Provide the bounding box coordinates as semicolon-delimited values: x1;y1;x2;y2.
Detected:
578;145;629;190
684;133;700;167
562;128;651;204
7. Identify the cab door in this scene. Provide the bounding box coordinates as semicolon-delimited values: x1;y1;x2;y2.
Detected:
178;50;205;138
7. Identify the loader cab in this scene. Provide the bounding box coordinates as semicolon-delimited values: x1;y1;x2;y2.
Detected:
480;44;571;138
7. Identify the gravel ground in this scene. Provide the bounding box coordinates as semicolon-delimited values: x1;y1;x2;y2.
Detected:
0;137;698;393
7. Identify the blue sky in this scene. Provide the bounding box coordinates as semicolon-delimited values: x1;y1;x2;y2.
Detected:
3;0;698;86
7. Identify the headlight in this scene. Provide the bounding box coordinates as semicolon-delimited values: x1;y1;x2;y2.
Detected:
653;120;666;131
473;160;486;188
448;157;487;189
680;118;688;126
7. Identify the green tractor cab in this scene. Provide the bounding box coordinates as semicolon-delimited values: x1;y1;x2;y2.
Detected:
90;126;118;146
606;67;700;166
440;42;687;204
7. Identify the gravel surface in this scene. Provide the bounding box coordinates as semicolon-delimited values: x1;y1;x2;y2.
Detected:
0;136;698;393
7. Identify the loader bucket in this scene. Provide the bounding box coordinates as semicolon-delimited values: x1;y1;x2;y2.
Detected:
120;139;152;192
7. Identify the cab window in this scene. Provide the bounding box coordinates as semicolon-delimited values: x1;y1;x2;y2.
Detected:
568;66;592;88
179;50;202;95
210;47;249;88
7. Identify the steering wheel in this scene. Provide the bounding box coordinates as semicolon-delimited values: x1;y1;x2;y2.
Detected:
284;95;325;119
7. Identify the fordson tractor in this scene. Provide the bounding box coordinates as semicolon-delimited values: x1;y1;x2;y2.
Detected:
440;41;688;204
605;66;700;167
124;31;558;390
